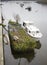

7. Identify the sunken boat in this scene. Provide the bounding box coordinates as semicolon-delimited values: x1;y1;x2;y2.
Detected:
8;20;41;52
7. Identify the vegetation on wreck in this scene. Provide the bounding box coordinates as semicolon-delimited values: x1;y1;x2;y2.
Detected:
8;20;41;52
11;48;35;62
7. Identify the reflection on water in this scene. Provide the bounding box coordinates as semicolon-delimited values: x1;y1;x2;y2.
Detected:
11;49;35;62
9;40;41;65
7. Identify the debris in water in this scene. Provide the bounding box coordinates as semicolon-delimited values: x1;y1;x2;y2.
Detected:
3;34;10;45
20;3;24;7
25;7;31;11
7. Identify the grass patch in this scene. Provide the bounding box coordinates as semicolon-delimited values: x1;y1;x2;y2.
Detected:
8;21;41;52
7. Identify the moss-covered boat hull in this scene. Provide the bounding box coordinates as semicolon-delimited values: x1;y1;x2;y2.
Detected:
8;21;41;52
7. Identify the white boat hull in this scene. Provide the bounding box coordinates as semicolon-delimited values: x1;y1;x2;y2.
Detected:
28;32;42;38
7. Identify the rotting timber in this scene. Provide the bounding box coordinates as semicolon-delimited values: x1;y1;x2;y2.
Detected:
8;20;41;52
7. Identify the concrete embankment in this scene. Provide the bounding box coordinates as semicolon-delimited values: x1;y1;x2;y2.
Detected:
0;26;4;65
0;6;4;65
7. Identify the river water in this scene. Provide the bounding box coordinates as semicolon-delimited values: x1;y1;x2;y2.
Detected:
1;1;47;65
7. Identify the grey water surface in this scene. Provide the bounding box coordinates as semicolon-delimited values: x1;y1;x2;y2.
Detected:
1;1;47;65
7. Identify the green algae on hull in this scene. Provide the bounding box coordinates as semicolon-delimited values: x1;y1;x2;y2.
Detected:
8;21;41;52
